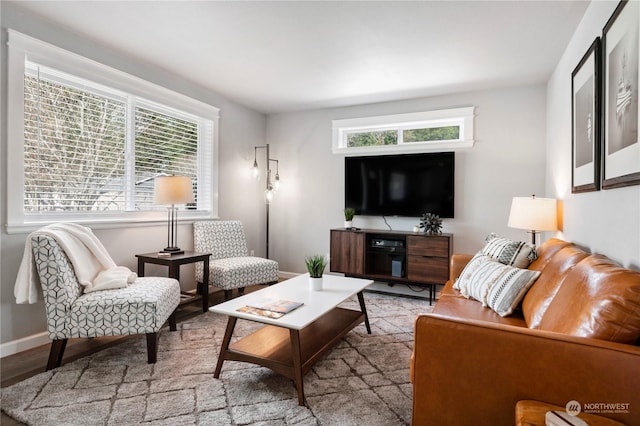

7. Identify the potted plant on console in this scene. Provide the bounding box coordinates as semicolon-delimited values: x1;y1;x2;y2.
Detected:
305;254;327;291
344;207;355;229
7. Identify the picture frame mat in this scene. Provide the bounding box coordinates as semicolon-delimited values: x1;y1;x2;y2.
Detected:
604;142;640;179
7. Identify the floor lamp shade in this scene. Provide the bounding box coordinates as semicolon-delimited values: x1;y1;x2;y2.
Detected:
508;196;558;245
154;176;195;254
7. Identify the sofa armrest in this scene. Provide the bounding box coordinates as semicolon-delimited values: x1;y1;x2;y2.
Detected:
449;253;474;281
412;313;640;426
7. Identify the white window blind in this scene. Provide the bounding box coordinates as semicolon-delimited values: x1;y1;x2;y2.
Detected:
24;62;128;212
134;104;199;211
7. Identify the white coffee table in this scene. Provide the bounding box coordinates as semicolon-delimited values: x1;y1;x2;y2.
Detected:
209;273;373;405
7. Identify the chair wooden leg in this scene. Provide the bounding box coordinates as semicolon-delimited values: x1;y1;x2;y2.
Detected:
169;309;177;332
146;333;158;364
46;339;68;371
238;287;245;296
224;290;231;300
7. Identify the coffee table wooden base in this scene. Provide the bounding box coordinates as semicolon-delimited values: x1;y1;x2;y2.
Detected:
214;307;367;406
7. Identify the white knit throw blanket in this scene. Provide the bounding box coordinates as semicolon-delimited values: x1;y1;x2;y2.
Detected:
14;223;137;304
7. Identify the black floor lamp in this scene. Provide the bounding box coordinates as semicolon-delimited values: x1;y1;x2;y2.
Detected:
252;144;280;259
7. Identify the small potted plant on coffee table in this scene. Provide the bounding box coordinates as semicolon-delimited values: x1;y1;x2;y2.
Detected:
305;254;327;291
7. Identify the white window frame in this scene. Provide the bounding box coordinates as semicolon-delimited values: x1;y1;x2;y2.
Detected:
6;30;220;233
332;107;475;156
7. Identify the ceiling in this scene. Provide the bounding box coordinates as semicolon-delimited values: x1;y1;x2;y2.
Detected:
10;1;590;114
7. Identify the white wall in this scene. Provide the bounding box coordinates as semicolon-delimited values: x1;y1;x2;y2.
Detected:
0;3;267;353
266;85;548;274
546;1;640;270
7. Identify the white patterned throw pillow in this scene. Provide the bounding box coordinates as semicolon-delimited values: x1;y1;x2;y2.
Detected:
480;234;537;269
454;253;490;291
457;255;540;317
453;234;537;291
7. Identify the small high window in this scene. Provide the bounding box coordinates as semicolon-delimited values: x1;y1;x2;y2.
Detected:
332;107;475;155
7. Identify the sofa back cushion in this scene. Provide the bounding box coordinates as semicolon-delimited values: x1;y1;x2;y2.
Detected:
537;254;640;344
522;239;589;328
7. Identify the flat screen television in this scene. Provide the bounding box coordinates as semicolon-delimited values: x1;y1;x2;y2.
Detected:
345;152;455;218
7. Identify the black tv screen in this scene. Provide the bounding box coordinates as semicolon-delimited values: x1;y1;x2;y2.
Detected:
345;152;455;218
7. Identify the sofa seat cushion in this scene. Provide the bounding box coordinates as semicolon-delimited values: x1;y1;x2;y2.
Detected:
432;294;527;327
523;240;589;329
66;277;180;338
538;254;640;343
439;280;464;299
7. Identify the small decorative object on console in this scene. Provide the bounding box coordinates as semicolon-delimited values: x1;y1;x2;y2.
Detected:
420;213;443;234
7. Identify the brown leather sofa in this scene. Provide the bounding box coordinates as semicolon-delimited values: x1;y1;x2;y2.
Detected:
410;238;640;425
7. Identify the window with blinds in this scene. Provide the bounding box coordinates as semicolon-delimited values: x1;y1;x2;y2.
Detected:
22;61;205;215
7;30;219;231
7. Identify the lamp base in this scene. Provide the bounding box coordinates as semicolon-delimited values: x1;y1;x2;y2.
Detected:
161;247;184;255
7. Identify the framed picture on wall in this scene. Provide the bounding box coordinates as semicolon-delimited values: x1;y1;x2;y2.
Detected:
571;38;601;193
602;0;640;189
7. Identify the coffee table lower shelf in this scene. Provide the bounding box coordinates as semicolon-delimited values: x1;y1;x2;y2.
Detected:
214;307;365;405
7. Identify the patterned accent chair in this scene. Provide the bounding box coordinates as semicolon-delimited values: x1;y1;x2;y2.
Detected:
32;234;181;370
194;220;279;300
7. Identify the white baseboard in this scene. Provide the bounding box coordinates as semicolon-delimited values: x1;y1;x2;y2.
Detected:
0;331;50;358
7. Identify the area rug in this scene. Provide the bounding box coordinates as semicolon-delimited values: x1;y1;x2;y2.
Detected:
1;292;432;425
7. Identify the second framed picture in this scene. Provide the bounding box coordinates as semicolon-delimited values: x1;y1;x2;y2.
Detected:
572;38;601;193
602;0;640;189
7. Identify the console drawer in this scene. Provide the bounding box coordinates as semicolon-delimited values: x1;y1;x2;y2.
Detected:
407;256;449;284
407;236;450;257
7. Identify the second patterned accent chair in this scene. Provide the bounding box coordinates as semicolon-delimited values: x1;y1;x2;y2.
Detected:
193;220;279;300
32;234;180;371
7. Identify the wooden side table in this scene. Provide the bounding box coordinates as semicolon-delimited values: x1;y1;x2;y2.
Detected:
136;251;211;313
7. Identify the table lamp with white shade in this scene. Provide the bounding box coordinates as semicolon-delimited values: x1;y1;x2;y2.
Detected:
507;195;558;246
154;175;195;255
